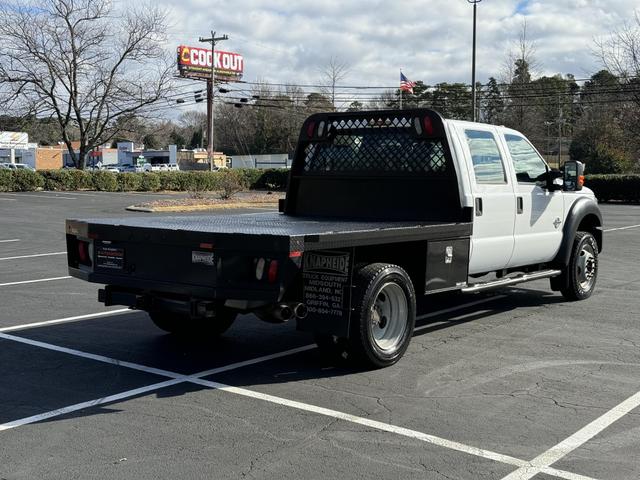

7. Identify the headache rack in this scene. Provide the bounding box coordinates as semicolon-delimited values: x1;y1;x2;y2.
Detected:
283;109;464;222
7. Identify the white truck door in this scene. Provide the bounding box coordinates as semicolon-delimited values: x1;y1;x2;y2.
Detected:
501;132;564;267
455;126;516;274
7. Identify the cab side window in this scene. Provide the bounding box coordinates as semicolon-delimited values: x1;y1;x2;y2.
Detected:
464;129;506;184
504;134;548;183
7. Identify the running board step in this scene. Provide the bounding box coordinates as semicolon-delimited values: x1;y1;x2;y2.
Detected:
462;269;562;293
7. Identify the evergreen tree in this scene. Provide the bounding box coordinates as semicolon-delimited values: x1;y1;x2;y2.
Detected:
483;77;504;125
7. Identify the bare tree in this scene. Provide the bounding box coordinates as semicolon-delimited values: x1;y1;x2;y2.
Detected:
319;56;350;109
595;12;640;79
0;0;173;168
594;12;640;158
501;19;541;134
501;19;540;84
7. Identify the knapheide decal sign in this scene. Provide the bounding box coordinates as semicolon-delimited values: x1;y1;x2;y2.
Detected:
177;45;243;80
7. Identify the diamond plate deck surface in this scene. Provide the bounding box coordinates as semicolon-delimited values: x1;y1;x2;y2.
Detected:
76;213;459;238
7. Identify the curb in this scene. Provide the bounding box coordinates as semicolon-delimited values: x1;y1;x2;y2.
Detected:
125;205;155;213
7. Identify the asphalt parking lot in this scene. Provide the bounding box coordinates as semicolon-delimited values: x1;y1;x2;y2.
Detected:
0;190;639;480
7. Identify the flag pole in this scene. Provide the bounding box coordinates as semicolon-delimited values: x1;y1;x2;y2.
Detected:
399;69;403;110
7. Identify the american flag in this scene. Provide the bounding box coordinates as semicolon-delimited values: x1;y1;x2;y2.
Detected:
400;72;416;93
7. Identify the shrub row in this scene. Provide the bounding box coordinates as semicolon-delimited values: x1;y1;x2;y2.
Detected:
0;168;290;193
585;174;640;203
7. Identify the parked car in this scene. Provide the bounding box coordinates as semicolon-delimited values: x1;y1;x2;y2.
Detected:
101;166;120;173
1;163;35;170
142;163;179;172
142;163;167;172
118;164;143;173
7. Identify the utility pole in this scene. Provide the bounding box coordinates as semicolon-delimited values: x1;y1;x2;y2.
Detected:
468;0;482;122
199;30;228;171
558;93;563;166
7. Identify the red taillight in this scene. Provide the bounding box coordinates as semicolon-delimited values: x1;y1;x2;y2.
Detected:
77;240;91;266
268;260;278;283
423;116;434;136
306;121;316;139
578;175;585;188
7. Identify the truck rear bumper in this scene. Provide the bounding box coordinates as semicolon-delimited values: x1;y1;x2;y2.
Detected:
98;285;224;318
70;268;282;303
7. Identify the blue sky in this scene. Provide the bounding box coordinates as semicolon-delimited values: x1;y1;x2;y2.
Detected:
149;0;638;90
515;0;530;14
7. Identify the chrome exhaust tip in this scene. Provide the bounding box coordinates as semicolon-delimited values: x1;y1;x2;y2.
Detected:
294;303;308;319
277;304;294;321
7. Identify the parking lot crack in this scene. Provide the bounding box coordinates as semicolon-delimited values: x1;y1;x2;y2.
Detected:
306;382;391;416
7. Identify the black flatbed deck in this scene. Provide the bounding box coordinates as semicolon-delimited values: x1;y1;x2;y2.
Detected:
68;213;473;252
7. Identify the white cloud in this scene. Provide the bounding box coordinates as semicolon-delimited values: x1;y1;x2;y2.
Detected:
150;0;638;89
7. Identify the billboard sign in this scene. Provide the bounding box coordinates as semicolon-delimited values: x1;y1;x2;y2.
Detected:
177;45;244;81
0;131;29;149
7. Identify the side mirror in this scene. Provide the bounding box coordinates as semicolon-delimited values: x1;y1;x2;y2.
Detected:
563;161;585;191
547;169;564;191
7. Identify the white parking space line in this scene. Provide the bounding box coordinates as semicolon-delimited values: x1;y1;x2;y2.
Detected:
0;252;66;261
190;345;317;378
0;332;185;379
0;198;17;201
0;336;597;480
194;377;528;466
0;308;132;333
0;379;183;432
0;192;77;200
500;390;640;480
0;276;72;287
0;344;318;434
0;239;20;243
0;295;598;480
604;224;640;232
0;334;528;471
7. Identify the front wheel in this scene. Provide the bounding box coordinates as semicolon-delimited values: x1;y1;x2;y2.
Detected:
559;231;599;301
149;308;237;336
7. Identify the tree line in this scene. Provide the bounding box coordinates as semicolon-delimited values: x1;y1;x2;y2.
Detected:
1;1;638;174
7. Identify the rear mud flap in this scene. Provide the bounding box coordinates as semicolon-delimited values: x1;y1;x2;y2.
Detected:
297;250;354;338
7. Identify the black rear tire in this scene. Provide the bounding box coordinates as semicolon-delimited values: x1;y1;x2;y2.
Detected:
149;308;237;336
559;231;599;301
315;263;416;368
314;263;416;368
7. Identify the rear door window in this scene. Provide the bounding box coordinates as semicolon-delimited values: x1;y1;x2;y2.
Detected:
464;130;507;184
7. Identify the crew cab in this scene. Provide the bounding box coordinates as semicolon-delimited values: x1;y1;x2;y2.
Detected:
65;109;602;368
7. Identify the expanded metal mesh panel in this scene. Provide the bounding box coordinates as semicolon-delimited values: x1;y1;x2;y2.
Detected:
330;116;413;130
303;121;447;175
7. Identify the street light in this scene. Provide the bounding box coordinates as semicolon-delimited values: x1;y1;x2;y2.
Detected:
468;0;482;122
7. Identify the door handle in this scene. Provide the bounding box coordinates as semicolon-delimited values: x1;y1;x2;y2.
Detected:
517;196;523;214
475;197;483;216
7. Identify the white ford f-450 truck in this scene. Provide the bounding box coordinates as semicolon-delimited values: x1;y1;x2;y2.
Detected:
66;109;602;368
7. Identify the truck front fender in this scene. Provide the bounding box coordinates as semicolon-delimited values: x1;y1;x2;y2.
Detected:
554;196;603;267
